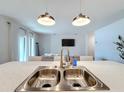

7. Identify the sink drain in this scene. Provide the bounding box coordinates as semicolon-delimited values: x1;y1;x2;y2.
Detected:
72;83;81;87
42;84;51;88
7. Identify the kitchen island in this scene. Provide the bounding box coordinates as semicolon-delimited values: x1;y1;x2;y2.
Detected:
0;61;124;92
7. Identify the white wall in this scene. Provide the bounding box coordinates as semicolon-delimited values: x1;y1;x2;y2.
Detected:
39;34;51;55
38;32;91;56
0;16;9;63
0;15;39;64
95;18;124;63
86;32;95;56
51;33;85;56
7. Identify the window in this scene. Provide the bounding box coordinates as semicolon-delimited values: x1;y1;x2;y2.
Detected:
19;36;27;62
28;34;35;56
18;28;36;62
18;28;27;62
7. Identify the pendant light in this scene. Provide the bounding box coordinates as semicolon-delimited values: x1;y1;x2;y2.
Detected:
72;0;91;26
37;1;55;26
37;12;55;26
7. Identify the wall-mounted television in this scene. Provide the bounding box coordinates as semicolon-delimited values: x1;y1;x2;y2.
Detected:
62;39;75;47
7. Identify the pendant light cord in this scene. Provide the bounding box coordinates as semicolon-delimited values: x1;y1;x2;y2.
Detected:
45;0;48;12
84;0;86;14
80;0;86;14
80;0;82;13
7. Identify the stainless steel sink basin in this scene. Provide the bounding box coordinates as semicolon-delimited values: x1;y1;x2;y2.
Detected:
28;68;60;89
63;68;109;91
15;66;109;92
15;66;61;91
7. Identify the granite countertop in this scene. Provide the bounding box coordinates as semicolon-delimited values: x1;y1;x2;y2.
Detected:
0;61;124;92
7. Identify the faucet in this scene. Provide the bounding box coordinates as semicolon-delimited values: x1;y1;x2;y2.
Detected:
60;48;70;68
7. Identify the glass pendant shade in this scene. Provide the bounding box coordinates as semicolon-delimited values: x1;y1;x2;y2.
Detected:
72;13;91;26
37;12;55;26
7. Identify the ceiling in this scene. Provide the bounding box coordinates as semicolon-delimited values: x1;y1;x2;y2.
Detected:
0;0;124;34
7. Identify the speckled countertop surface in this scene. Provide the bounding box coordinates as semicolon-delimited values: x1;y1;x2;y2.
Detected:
0;61;124;92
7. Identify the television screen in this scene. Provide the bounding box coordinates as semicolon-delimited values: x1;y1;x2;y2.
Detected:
62;39;75;47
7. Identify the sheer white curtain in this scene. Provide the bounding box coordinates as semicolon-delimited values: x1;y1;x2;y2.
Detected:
28;32;35;57
18;28;27;62
18;28;36;62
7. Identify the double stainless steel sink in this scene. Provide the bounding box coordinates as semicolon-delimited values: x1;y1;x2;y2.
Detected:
15;66;109;91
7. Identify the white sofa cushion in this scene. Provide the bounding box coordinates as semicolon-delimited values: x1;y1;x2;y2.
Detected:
28;56;41;61
80;56;93;61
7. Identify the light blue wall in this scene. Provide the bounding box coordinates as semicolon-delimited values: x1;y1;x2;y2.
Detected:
95;18;124;63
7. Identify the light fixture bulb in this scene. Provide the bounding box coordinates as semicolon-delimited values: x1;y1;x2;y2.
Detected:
72;13;91;26
37;12;55;26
